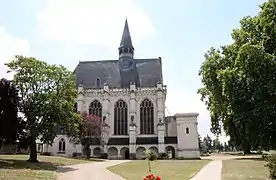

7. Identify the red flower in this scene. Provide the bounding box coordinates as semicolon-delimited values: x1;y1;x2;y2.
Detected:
143;173;161;180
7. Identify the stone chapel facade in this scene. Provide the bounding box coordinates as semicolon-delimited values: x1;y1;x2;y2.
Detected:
42;20;200;159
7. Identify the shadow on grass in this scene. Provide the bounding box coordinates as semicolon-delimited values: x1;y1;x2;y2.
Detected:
0;159;76;173
223;152;244;156
232;157;265;161
68;157;105;162
56;166;77;173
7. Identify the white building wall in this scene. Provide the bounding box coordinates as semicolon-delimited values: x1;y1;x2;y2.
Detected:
166;117;177;136
175;113;200;159
44;84;201;160
47;135;82;157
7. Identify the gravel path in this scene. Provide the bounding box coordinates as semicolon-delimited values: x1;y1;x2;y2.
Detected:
190;160;222;180
57;160;129;180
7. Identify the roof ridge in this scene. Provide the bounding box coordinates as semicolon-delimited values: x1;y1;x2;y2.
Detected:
79;60;118;63
78;58;160;64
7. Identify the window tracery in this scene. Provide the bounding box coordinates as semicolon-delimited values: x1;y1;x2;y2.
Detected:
114;100;128;135
140;99;154;134
58;138;66;152
89;100;102;118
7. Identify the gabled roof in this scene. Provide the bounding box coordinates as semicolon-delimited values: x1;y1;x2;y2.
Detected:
74;58;163;88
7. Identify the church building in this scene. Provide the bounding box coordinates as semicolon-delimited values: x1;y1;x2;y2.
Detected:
43;19;200;159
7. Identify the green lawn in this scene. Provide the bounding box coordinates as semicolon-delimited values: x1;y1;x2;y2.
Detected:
222;158;269;180
108;160;210;180
0;154;102;180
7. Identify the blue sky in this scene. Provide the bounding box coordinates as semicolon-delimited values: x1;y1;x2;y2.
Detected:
0;0;265;141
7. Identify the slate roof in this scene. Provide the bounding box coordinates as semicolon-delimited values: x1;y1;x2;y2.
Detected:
73;58;163;89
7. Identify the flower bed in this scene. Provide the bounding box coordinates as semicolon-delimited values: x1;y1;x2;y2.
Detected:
143;173;161;180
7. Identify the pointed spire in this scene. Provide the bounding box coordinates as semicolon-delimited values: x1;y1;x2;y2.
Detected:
119;18;133;49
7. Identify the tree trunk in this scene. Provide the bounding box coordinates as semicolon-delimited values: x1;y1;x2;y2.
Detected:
242;143;251;155
148;160;151;172
27;140;39;163
84;146;91;159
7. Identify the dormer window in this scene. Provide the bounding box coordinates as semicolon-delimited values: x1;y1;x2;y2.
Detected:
96;78;100;87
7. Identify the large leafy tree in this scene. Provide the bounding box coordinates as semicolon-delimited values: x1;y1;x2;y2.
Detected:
0;78;23;146
5;55;79;162
198;0;276;153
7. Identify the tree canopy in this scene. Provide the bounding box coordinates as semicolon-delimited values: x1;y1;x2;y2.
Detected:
71;113;107;158
0;78;23;146
5;55;79;162
198;0;276;153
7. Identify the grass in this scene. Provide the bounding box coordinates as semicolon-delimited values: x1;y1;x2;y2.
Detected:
0;154;103;180
222;157;269;180
108;160;210;180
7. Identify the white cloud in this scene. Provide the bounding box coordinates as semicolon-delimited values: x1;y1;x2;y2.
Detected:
0;27;30;80
165;88;229;143
36;0;154;48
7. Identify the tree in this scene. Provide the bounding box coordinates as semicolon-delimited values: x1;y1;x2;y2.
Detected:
213;138;223;152
71;113;109;158
198;0;276;153
79;113;102;158
0;78;23;146
203;135;212;153
198;135;203;152
223;142;229;152
5;55;79;162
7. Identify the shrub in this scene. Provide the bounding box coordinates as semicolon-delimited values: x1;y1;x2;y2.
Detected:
145;149;157;172
72;152;82;157
100;153;108;159
144;150;161;179
145;149;157;162
265;153;276;180
158;153;167;160
130;153;136;160
41;152;52;156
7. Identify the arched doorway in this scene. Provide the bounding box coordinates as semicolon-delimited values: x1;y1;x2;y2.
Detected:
149;146;158;156
165;146;176;159
125;149;129;159
120;147;129;159
108;147;118;159
136;147;146;159
93;147;101;157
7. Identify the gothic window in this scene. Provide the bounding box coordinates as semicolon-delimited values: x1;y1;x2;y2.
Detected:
140;99;154;134
59;138;66;152
89;100;102;118
114;100;128;135
186;127;190;134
